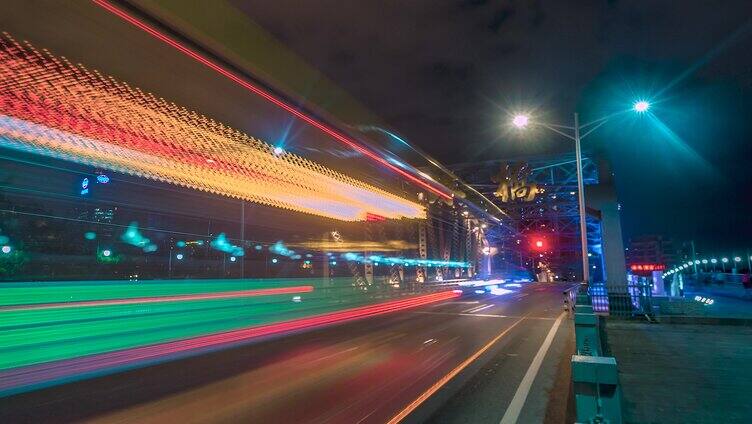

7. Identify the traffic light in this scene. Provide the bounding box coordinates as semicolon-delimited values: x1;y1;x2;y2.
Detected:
529;235;548;252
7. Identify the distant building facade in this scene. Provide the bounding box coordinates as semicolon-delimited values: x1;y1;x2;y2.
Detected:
626;235;677;266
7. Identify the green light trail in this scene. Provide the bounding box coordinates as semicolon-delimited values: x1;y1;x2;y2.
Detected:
0;278;419;370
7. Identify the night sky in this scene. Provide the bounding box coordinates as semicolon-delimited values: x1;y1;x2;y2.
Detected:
238;1;752;253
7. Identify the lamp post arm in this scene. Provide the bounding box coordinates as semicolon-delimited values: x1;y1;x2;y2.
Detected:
539;122;577;141
579;119;609;140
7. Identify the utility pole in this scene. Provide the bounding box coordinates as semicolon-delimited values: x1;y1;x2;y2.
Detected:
691;240;697;275
574;113;590;285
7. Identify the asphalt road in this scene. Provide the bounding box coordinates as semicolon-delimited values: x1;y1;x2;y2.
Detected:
1;283;575;423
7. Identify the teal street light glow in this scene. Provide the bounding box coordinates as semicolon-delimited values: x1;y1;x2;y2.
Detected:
734;257;741;262
512;114;530;128
633;100;650;113
710;258;717;264
176;253;184;260
701;259;708;264
721;257;728;263
1;245;11;254
101;249;112;257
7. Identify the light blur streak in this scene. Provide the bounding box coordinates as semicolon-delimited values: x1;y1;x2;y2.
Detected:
0;285;314;312
458;278;507;287
0;290;459;395
645;112;714;173
87;329;447;423
291;239;417;252
656;20;752;98
92;0;453;201
0;34;424;222
387;317;526;423
489;287;514;296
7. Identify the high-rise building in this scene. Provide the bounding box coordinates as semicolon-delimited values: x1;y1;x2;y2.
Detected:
626;235;676;266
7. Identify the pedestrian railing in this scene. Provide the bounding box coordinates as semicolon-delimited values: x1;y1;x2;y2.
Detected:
587;282;653;317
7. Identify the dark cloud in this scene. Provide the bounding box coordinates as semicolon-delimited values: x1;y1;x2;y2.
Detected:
235;0;752;250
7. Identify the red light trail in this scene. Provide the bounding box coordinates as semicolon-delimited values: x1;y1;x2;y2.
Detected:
0;290;459;395
0;34;425;221
0;286;314;312
91;0;452;201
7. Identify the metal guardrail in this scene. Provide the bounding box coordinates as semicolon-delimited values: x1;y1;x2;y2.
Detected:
588;282;653;318
562;282;587;316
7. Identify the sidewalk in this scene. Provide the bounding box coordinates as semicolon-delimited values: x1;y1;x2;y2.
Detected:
603;321;752;423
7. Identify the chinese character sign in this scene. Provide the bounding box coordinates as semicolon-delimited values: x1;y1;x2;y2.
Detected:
492;162;539;203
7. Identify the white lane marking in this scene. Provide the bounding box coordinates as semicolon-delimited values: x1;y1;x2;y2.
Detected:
411;311;555;320
468;304;494;314
499;312;566;424
463;304;489;313
431;301;480;308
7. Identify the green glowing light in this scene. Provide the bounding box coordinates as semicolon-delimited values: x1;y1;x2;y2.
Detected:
0;278;408;370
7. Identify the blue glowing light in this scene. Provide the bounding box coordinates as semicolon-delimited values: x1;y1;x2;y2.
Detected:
80;177;89;195
1;245;11;254
211;233;245;256
96;174;110;184
176;253;184;260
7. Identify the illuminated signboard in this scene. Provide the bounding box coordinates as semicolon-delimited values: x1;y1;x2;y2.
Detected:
629;264;666;273
492;162;539;203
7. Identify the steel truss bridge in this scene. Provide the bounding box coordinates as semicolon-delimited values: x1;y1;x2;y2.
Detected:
449;153;606;281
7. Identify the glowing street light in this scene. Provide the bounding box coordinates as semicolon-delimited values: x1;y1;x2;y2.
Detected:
509;100;649;285
633;100;650;113
512;114;530;128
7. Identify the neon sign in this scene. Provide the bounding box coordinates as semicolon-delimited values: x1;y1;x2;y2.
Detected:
630;264;665;272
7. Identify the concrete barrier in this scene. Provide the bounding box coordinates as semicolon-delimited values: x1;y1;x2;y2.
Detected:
572;355;623;424
574;312;601;356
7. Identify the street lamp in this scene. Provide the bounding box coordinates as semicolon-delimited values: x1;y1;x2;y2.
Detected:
633;100;650;113
512;114;530;128
510;102;648;285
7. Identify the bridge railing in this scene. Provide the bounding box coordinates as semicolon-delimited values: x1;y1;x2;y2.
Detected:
587;282;654;317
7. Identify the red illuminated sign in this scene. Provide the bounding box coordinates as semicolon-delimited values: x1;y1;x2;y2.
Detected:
629;264;665;272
